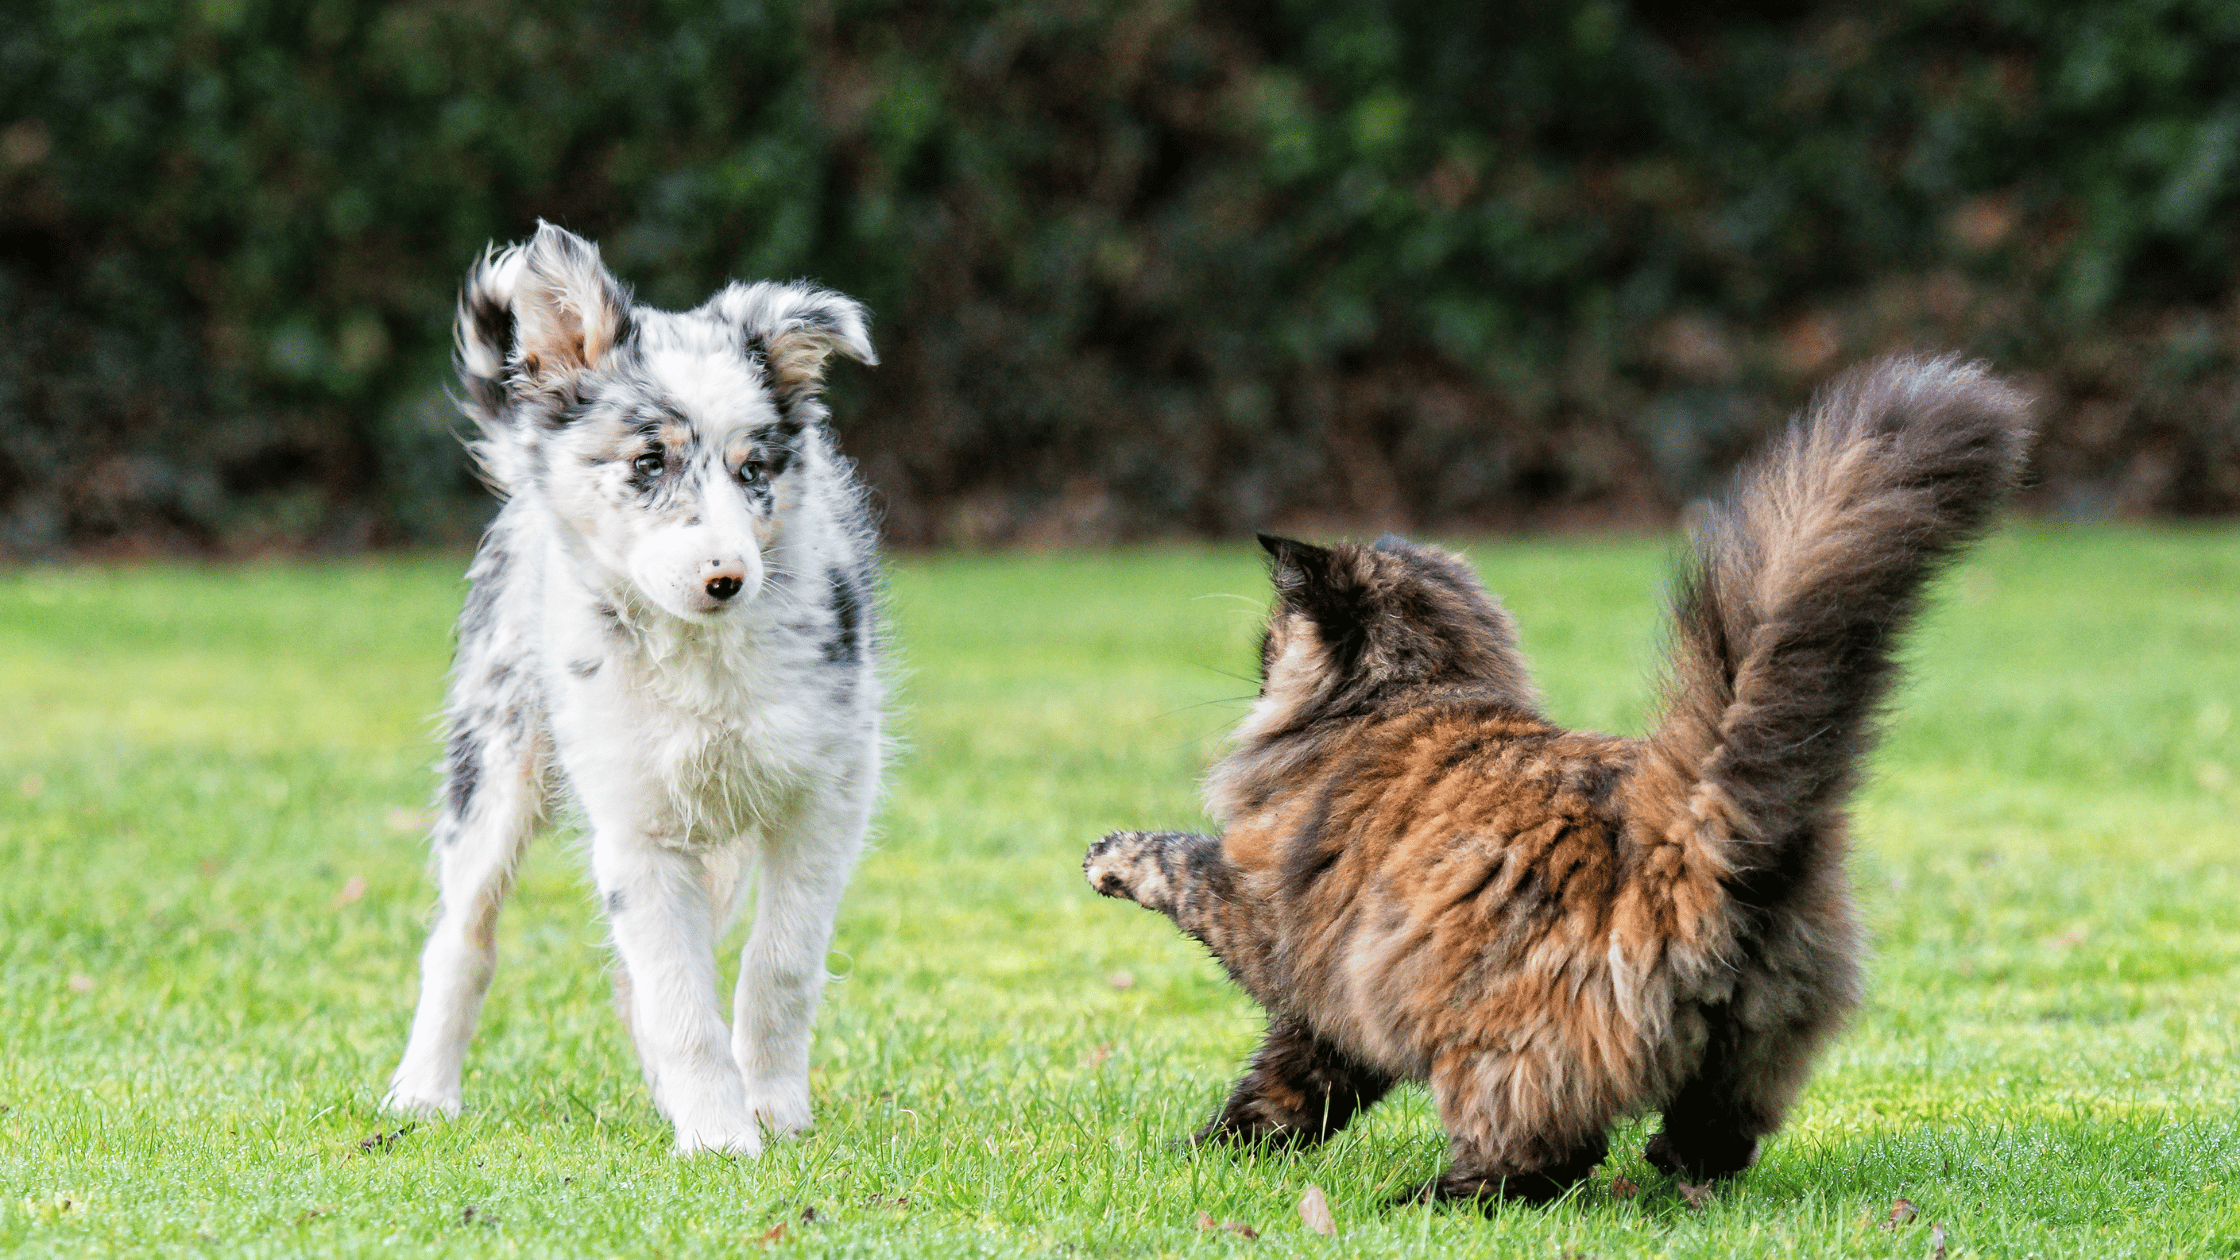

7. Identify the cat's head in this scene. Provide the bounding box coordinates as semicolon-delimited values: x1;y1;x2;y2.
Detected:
1237;533;1539;742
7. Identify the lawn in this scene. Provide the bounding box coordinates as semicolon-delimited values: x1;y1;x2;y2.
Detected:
1;527;2236;1258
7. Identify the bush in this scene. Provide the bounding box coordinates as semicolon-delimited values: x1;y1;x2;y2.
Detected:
5;0;2239;551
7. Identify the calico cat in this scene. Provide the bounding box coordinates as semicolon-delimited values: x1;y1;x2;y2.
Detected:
1083;355;2031;1206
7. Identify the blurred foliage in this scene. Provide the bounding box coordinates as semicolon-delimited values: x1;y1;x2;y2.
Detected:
4;0;2240;551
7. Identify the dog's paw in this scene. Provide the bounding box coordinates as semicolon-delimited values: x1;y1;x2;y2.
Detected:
744;1078;814;1137
1083;831;1167;906
381;1076;463;1119
671;1115;765;1158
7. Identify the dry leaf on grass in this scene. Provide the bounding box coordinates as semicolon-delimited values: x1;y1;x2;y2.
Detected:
1883;1197;1918;1229
1299;1184;1335;1236
357;1124;414;1153
1195;1211;1216;1231
1929;1222;1947;1258
336;876;367;906
1677;1181;1714;1208
1222;1220;1259;1239
1609;1175;1639;1200
756;1222;787;1247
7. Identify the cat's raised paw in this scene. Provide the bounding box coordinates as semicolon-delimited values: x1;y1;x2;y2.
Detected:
1083;831;1173;907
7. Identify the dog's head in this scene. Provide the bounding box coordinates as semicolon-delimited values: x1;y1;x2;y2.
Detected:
456;222;875;622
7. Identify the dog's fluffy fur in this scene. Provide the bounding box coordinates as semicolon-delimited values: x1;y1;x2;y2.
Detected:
1085;355;2032;1204
384;223;882;1155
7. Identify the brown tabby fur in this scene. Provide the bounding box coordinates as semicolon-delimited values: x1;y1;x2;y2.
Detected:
1084;355;2033;1207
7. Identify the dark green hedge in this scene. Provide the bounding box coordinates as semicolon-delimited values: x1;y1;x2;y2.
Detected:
6;0;2239;551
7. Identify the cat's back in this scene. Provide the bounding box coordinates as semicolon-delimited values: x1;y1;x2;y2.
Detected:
1220;694;1640;1068
1329;700;1631;926
1230;698;1618;933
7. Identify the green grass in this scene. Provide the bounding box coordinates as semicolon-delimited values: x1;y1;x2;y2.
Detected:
2;527;2237;1257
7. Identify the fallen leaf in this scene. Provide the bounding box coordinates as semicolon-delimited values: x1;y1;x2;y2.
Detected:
67;974;93;993
458;1204;482;1225
1608;1175;1639;1200
1677;1182;1714;1209
1881;1197;1918;1229
357;1124;415;1153
757;1222;786;1247
336;876;367;906
1195;1211;1216;1231
291;1205;335;1226
1929;1222;1947;1259
798;1206;818;1224
1299;1184;1335;1236
1107;971;1136;989
1221;1220;1258;1239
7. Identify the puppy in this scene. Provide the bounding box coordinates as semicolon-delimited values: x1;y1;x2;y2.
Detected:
384;222;882;1155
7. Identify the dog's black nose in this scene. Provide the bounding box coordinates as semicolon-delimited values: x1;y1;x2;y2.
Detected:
705;574;743;602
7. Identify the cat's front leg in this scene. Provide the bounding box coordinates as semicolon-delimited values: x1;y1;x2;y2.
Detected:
1084;830;1209;915
1085;830;1272;984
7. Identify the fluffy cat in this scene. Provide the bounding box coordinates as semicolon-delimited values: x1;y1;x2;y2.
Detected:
1084;355;2031;1205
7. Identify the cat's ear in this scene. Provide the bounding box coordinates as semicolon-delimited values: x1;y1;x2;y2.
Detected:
1258;533;1331;596
1259;534;1366;642
513;221;633;378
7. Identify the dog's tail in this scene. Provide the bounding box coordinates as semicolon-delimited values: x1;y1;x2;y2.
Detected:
1628;354;2032;895
453;243;530;493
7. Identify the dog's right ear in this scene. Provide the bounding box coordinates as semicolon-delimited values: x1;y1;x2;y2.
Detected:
510;221;633;379
455;244;525;423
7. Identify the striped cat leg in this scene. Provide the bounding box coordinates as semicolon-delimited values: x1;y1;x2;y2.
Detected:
1194;1016;1393;1148
1398;1049;1613;1208
1085;829;1281;993
1083;828;1264;956
1644;1006;1821;1181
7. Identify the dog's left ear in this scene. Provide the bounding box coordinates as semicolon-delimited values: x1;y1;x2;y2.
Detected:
709;282;878;411
512;220;634;378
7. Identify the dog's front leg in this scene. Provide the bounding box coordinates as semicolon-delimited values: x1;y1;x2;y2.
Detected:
386;715;544;1118
733;767;874;1137
593;831;759;1156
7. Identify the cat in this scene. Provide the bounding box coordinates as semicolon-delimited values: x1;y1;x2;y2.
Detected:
1084;354;2031;1205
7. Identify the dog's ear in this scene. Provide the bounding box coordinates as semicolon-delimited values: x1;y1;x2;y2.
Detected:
455;243;526;423
709;282;877;411
511;221;633;378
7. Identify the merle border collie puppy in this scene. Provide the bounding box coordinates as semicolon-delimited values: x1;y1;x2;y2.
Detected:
384;223;882;1156
1086;356;2031;1205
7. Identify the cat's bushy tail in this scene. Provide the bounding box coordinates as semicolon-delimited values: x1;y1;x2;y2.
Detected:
1629;354;2032;893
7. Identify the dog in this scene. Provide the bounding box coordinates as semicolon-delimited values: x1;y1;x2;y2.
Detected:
383;222;883;1155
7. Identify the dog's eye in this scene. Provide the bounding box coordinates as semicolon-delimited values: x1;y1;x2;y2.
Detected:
632;452;664;478
735;460;767;486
